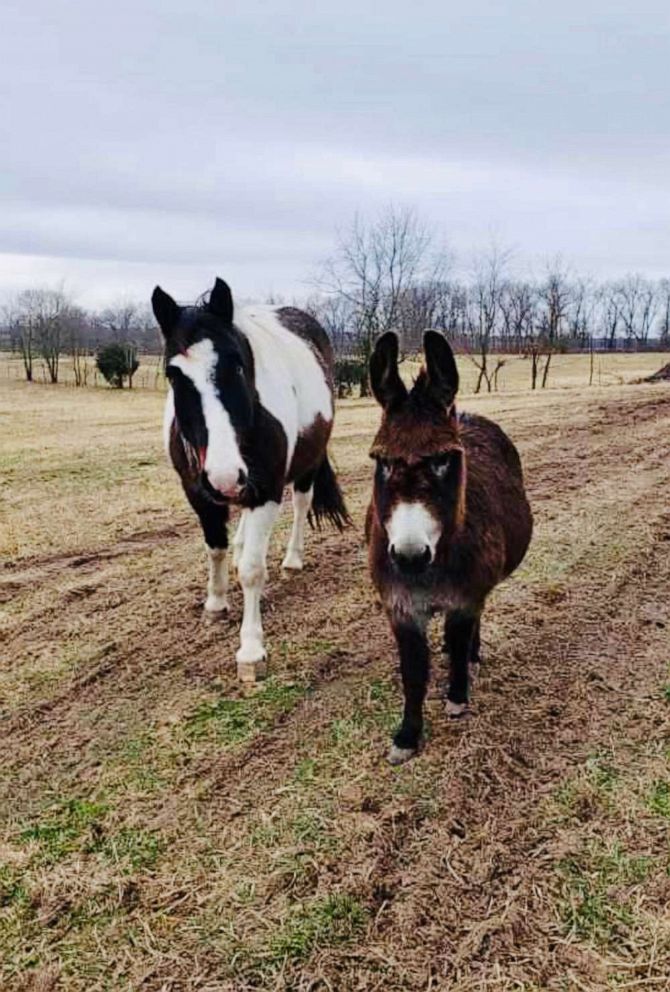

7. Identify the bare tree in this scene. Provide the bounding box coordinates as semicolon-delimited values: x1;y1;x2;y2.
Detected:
533;260;573;388
65;305;91;386
616;275;658;346
657;278;670;348
466;244;511;393
3;299;35;381
598;282;621;350
9;286;74;384
97;300;142;343
316;206;439;393
499;280;536;353
305;293;355;355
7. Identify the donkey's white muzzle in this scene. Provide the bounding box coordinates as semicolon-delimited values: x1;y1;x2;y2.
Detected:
387;502;441;572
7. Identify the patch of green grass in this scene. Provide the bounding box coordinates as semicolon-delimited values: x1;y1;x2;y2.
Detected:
558;841;652;946
99;827;166;871
19;798;108;865
0;865;27;908
249;821;282;848
367;678;400;734
186;679;307;745
290;809;338;852
292;758;317;785
329;714;365;750
585;753;619;792
663;683;670;702
268;892;367;963
647;780;670;819
550;752;619;821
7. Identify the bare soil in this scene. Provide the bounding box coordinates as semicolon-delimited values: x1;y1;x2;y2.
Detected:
1;380;670;991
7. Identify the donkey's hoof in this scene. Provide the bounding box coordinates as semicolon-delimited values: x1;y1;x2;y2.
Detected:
445;699;469;718
387;743;417;766
281;551;304;571
204;594;229;614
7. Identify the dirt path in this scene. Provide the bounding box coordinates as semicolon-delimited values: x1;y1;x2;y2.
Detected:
1;385;670;991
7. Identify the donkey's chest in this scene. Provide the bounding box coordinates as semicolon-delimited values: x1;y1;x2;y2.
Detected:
383;580;469;626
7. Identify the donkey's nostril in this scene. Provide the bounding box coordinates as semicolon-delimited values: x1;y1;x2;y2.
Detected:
237;469;247;488
391;545;431;574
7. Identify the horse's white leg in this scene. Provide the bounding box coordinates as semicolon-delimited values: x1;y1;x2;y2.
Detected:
204;545;229;613
236;501;280;680
282;485;313;571
232;510;247;568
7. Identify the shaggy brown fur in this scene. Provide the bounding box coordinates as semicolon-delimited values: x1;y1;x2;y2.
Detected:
367;331;533;763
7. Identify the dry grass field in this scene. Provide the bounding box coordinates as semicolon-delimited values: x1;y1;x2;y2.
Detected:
1;357;670;991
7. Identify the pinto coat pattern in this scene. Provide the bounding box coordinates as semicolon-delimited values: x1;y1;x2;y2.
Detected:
366;330;533;764
152;277;349;681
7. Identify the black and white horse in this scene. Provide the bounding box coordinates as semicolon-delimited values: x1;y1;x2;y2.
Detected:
152;277;349;681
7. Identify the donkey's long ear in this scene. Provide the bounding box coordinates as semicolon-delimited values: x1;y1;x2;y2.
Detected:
424;330;459;406
151;286;180;338
208;277;234;323
370;332;407;409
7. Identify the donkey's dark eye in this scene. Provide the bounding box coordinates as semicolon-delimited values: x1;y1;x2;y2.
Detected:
376;458;392;481
235;364;244;376
430;455;450;479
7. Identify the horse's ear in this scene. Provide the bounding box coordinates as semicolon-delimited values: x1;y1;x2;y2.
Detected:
370;332;407;409
151;286;180;338
208;277;234;323
424;330;459;406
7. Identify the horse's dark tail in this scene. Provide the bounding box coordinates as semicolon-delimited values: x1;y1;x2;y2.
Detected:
309;452;351;531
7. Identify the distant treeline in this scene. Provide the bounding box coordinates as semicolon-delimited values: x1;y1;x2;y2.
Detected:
0;290;160;385
1;209;669;392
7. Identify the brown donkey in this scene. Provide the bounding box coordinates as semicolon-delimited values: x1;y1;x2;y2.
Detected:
366;330;533;764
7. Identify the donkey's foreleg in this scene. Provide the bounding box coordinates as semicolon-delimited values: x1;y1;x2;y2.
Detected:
236;501;280;680
388;620;430;765
443;610;478;716
282;484;313;571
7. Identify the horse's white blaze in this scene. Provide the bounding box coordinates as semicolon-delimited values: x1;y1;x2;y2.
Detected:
387;502;442;559
169;339;247;494
236;501;280;668
282;486;313;570
237;306;333;470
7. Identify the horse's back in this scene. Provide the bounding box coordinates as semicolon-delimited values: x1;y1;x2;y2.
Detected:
235;305;334;468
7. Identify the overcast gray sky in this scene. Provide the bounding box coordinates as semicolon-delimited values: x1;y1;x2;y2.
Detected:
2;1;669;307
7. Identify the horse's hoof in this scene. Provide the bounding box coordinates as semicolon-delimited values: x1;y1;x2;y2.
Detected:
281;552;304;571
204;595;229;614
236;659;268;682
236;642;268;682
387;743;417;766
445;699;469;718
